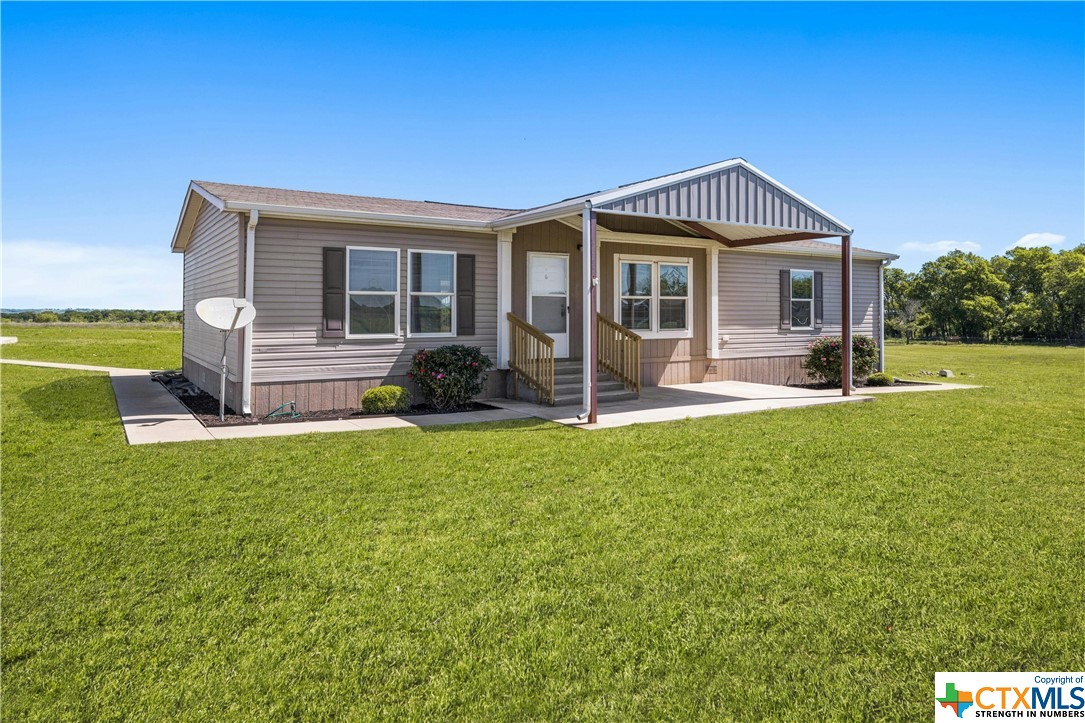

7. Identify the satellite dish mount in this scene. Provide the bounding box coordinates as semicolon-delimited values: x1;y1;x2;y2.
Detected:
195;298;257;421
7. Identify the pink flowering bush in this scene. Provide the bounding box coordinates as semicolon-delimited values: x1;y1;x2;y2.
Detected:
407;345;493;411
802;335;879;385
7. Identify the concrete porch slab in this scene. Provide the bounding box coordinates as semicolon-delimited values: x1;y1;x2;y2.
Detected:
489;380;874;429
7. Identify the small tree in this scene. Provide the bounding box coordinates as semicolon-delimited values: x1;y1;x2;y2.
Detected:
407;345;493;411
802;335;879;386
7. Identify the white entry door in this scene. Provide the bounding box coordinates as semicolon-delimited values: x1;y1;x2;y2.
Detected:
527;252;570;358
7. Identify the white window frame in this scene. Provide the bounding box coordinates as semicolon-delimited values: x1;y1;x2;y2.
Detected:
614;253;693;339
345;245;401;340
407;249;457;338
790;268;815;330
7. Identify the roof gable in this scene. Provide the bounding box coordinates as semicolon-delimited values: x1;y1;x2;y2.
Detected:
592;160;852;235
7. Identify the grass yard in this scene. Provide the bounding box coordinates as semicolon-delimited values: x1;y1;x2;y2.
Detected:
0;323;181;370
2;335;1083;720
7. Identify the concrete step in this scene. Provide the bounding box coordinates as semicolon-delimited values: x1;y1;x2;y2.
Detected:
554;380;626;396
553;388;639;407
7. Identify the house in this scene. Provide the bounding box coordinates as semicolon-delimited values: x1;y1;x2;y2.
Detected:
170;158;898;421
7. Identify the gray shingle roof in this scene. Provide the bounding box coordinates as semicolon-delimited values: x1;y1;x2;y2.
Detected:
194;181;520;222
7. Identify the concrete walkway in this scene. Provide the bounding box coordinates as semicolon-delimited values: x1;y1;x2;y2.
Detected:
489;378;978;430
3;358;978;443
2;358;532;445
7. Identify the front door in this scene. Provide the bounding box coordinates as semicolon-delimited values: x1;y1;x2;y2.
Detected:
527;252;570;358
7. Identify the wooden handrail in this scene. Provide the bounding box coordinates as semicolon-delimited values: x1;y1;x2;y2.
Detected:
597;314;641;394
507;312;555;405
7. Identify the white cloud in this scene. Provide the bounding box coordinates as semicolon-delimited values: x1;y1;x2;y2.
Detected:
1008;232;1066;251
898;239;982;254
1;240;183;310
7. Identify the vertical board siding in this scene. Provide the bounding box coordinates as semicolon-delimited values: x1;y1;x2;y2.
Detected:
182;200;243;408
717;251;879;359
250;218;499;386
596;166;849;235
511;221;583;359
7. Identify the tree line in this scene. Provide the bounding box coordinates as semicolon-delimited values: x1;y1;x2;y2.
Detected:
885;244;1085;342
1;309;183;324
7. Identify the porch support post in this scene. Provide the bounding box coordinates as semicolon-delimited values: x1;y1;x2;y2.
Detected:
878;260;886;372
841;234;853;396
707;247;720;359
582;203;599;424
497;229;513;370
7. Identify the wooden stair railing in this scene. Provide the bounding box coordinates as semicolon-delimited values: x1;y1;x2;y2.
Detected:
597;314;642;394
507;312;555;405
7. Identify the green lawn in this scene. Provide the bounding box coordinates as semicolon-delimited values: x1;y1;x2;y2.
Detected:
0;323;181;370
2;338;1083;720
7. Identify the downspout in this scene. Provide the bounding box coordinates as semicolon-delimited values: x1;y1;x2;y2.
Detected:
241;209;258;416
878;259;888;372
576;201;596;421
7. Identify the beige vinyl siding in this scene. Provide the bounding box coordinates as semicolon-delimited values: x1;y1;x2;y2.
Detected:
717;251;879;359
182;201;243;406
250;218;498;383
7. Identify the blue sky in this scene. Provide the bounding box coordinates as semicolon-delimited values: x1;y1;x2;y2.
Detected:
2;1;1082;309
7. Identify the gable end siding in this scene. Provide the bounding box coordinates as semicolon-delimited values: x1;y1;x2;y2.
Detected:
181;201;244;408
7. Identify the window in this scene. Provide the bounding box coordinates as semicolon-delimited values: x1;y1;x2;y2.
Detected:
790;269;814;328
347;247;400;337
409;250;455;336
617;256;692;337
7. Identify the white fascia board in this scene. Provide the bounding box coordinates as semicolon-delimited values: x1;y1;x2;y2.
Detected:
222;202;497;234
491;206;582;230
171;182;228;252
736;160;855;235
588;158;746;206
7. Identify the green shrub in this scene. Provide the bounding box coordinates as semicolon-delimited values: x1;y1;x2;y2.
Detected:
802;335;879;385
360;385;410;414
865;371;895;386
407;345;493;411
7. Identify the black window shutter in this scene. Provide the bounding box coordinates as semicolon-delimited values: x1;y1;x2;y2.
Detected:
457;254;475;336
779;269;791;330
813;271;824;329
323;247;346;338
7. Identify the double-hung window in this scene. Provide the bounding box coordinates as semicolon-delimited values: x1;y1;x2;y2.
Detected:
790;270;814;328
347;247;400;338
409;250;456;336
617;256;692;337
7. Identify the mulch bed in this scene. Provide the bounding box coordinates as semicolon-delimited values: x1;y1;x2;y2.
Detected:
151;372;497;428
790;379;934;390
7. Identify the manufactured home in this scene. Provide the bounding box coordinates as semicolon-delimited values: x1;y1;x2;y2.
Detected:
170;159;897;421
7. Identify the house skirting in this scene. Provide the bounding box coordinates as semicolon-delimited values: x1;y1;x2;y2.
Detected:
183;356;243;413
706;354;811;386
249;371;508;417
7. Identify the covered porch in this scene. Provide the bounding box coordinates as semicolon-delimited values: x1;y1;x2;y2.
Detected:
492;159;860;423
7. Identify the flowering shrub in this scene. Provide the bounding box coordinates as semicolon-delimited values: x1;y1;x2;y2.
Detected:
801;335;879;385
407;345;493;411
360;385;410;414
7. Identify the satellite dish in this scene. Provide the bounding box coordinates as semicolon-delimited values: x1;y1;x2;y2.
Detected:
196;297;256;331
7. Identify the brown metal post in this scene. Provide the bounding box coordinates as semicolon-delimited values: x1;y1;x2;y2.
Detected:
588;210;599;423
841;234;852;397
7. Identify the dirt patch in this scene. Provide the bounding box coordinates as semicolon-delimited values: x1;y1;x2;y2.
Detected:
151;372;497;428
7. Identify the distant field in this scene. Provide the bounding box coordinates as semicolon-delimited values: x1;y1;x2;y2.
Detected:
2;331;1083;720
0;323;181;370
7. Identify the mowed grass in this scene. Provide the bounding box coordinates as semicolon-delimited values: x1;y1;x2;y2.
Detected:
0;324;181;370
2;339;1083;720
